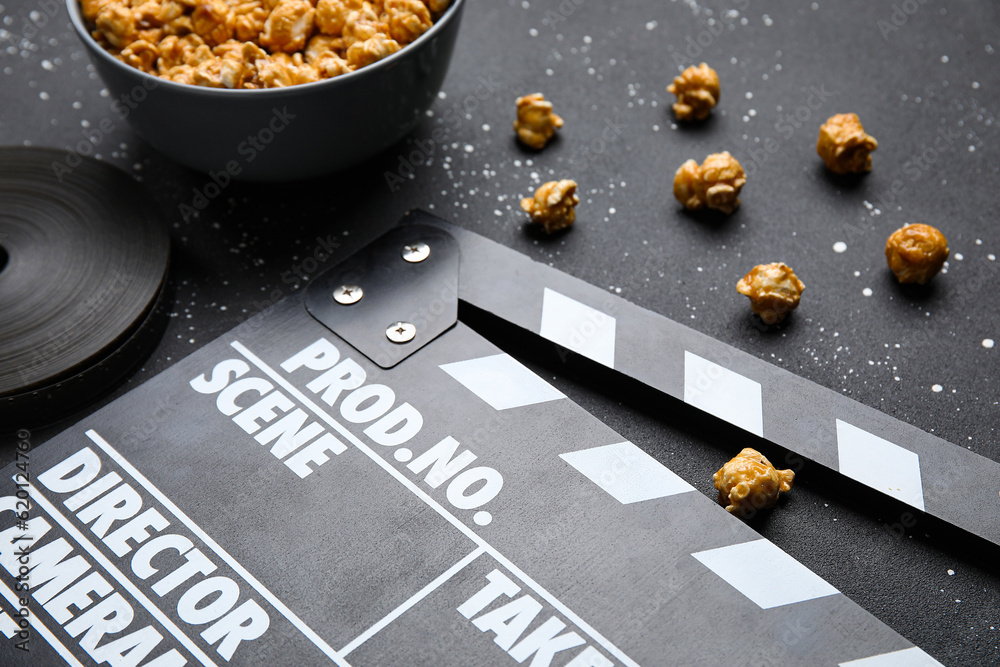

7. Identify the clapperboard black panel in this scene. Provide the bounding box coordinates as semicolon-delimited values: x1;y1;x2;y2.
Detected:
0;213;962;666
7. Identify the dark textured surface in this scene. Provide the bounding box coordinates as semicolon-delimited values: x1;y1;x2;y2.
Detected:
0;0;998;664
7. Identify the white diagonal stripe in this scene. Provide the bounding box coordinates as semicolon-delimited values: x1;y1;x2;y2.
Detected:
836;420;925;511
692;539;839;609
683;351;764;437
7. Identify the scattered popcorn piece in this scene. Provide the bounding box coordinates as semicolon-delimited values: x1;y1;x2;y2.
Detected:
885;223;949;284
673;151;746;215
714;448;795;517
737;262;805;324
667;62;719;121
513;93;564;150
817;113;878;174
520;179;579;234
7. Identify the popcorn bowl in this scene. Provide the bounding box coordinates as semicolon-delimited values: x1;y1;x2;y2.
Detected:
67;0;467;181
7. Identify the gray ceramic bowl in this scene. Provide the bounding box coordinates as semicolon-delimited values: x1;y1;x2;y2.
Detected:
68;0;466;181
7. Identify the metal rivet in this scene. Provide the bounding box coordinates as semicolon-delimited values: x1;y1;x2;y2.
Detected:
334;284;363;305
386;321;416;343
401;242;430;263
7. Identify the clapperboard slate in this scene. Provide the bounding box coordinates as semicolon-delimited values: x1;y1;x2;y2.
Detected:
8;210;998;666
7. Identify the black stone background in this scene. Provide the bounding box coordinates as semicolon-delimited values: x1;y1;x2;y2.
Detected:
1;0;998;664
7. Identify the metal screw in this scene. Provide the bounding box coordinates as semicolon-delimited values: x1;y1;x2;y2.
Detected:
333;284;363;305
401;242;430;263
386;321;416;343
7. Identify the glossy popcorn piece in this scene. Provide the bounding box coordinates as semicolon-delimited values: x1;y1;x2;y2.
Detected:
520;179;580;234
667;62;720;121
714;448;795;517
673;151;746;215
885;223;949;285
817;113;878;174
736;262;805;325
513;93;564;150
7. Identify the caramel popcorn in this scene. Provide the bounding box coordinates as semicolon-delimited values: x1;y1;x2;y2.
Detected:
667;62;719;122
341;3;384;48
714;448;795;517
513;93;564;150
260;0;315;52
736;263;805;325
520;180;579;234
315;0;362;35
119;39;159;73
191;0;234;46
95;4;136;49
673;151;746;215
346;32;400;68
817;113;878;174
385;0;432;43
81;0;451;89
885;223;949;285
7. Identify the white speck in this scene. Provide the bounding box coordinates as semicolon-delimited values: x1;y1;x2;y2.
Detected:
437;91;446;99
763;14;773;26
39;91;49;100
72;101;82;109
81;119;90;128
652;124;660;131
853;271;861;277
833;241;847;253
583;35;592;44
545;68;554;76
494;209;502;217
989;254;996;261
932;384;943;393
954;253;963;260
968;145;976;152
972;81;980;89
463;144;474;153
742;115;750;123
614;287;621;294
645;20;657;30
730;56;738;65
41;59;54;71
941;55;949;63
521;0;529;7
862;287;872;297
983;339;995;349
745;91;753;99
609;207;616;214
481;123;490;132
987;45;995;55
811;2;818;8
748;109;756;116
529;28;538;37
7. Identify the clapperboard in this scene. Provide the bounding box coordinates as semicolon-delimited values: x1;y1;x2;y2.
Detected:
4;210;995;666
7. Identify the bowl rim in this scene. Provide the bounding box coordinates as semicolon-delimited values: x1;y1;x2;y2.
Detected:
66;0;467;97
